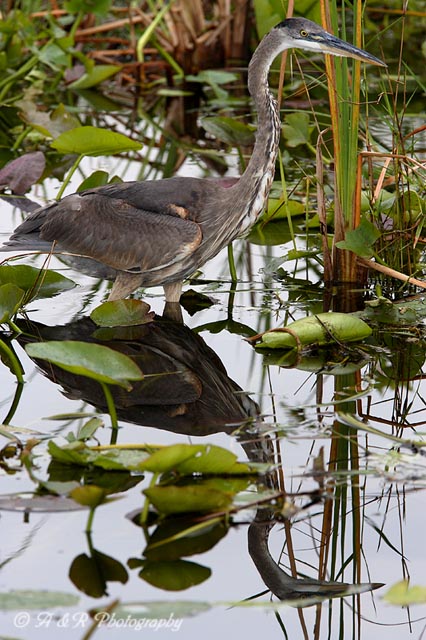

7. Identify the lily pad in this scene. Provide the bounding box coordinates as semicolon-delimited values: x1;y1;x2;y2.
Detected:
144;485;233;515
0;283;25;321
25;340;143;389
139;443;252;475
201;116;255;146
48;441;149;471
51;126;142;157
0;265;75;299
90;299;155;327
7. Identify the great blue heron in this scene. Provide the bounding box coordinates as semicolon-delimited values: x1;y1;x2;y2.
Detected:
2;18;385;302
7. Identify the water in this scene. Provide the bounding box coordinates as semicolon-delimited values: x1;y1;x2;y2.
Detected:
1;78;426;640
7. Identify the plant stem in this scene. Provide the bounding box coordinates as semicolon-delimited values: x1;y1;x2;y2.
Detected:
227;243;238;283
56;154;84;200
85;507;96;533
99;382;119;442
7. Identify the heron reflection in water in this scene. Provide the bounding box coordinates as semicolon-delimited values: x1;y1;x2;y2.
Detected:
17;313;383;601
3;19;385;302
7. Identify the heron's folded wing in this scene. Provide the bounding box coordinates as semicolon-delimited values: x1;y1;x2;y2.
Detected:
39;193;202;273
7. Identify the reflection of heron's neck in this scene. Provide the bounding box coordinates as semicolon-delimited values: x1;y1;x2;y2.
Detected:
226;32;283;236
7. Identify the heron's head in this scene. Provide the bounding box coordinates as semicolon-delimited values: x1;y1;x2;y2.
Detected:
275;17;386;67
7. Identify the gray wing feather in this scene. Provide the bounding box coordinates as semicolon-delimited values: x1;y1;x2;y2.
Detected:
38;193;202;273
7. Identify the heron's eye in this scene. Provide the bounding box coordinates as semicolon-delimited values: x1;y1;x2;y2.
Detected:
300;29;308;37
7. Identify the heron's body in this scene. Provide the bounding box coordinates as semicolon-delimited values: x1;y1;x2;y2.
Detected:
2;18;385;302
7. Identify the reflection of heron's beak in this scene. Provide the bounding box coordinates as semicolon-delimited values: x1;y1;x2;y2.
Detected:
317;33;386;67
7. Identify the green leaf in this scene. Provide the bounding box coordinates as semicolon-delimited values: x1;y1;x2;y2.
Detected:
0;265;75;299
0;283;25;321
282;112;312;148
48;441;149;471
76;417;104;441
139;443;251;475
69;484;107;508
51;126;142;156
138;444;199;473
25;340;143;389
69;64;121;89
201;116;255;146
335;217;381;258
77;170;110;192
174;445;247;475
255;312;372;350
186;70;238;85
90;299;155;327
139;560;211;591
144;485;232;515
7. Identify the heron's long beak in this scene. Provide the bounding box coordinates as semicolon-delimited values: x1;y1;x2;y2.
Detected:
317;32;386;67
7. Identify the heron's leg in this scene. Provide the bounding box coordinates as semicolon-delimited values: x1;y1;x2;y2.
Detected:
108;273;144;300
163;281;183;303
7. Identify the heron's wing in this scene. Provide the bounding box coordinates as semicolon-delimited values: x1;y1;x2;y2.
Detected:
80;176;217;216
39;192;202;273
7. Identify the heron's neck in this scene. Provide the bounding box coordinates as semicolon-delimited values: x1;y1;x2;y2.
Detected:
227;33;284;233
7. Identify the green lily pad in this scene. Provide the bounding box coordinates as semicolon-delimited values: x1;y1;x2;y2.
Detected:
144;485;233;515
48;441;150;471
69;484;108;508
0;283;25;321
201;116;255;146
139;443;252;475
25;340;143;389
0;265;75;299
90;299;155;327
51;126;142;156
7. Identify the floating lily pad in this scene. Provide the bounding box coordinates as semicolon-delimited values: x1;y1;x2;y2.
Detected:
90;299;155;327
48;441;149;471
0;283;25;321
144;485;233;515
25;340;143;389
0;265;75;299
139;443;252;475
